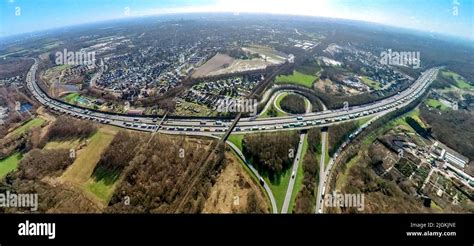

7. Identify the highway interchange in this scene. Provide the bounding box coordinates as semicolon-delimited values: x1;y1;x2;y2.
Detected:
27;59;439;135
26;58;439;213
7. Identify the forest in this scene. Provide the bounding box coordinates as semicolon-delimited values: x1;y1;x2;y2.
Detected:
106;135;226;213
419;105;474;160
242;131;299;180
280;94;306;114
46;116;97;141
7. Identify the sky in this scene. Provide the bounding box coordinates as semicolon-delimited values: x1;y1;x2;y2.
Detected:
0;0;473;40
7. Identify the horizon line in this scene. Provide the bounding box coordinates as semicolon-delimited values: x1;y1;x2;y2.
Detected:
1;11;473;43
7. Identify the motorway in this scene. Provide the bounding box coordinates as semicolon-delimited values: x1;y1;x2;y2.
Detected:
26;58;440;136
26;59;439;213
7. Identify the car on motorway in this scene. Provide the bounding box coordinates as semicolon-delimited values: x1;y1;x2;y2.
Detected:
259;177;265;186
296;116;303;121
291;170;296;179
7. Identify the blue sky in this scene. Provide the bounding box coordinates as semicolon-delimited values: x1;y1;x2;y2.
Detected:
0;0;473;40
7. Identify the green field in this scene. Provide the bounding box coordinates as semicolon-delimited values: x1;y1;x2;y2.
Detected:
442;71;473;90
425;99;449;111
62;92;81;104
84;167;120;203
356;116;374;128
360;76;382;90
60;129;116;185
361;108;422;147
260;92;289;118
259;105;284;118
0;152;22;179
275;92;288;106
274;92;290;115
228;134;244;152
276;71;317;88
324;134;330;167
9;118;46;137
44;139;82;150
264;168;292;212
288;135;308;212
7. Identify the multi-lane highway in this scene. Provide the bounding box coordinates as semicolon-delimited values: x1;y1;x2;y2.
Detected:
25;58;439;214
26;58;440;136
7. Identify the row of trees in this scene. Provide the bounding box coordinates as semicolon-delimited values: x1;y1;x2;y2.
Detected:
93;131;143;173
46;116;97;140
12;148;74;181
405;117;430;138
